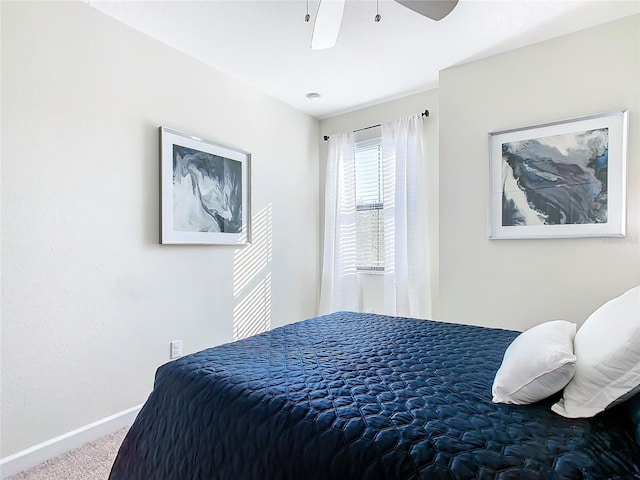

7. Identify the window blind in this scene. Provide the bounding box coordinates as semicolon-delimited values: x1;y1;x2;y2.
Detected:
354;138;384;271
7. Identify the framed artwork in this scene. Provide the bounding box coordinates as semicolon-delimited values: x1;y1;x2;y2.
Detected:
489;110;628;239
160;127;251;245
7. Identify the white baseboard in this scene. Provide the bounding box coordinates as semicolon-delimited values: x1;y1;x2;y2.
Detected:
0;404;143;479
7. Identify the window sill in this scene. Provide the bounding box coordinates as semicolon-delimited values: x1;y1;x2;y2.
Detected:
357;269;384;275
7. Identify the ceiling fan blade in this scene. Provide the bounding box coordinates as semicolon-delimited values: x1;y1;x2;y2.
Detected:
311;0;346;50
394;0;459;21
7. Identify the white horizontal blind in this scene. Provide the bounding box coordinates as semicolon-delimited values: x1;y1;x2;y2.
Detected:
355;138;384;271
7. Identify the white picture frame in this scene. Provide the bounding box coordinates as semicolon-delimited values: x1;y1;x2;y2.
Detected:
488;110;628;240
160;127;251;245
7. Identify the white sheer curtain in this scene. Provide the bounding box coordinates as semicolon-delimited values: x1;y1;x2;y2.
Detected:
382;114;430;318
319;131;359;314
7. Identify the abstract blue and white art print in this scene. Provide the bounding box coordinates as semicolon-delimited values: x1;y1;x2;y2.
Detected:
489;111;627;239
160;127;251;245
502;128;608;227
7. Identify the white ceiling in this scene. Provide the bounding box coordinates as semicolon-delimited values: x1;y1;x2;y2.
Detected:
88;0;640;119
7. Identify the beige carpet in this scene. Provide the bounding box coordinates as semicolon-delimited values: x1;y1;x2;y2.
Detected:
6;427;128;480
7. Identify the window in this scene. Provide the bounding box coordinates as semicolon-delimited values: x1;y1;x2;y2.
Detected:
355;137;384;271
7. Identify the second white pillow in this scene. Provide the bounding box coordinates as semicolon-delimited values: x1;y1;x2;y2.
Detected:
551;286;640;418
492;320;577;405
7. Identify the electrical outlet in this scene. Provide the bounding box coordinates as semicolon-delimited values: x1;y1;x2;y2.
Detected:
170;340;183;359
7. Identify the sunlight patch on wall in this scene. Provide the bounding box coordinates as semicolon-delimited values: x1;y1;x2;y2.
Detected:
233;204;272;296
233;273;272;341
233;204;273;341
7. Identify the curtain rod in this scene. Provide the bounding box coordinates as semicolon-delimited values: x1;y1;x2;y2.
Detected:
323;109;429;142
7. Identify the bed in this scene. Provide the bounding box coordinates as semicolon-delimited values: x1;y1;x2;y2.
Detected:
108;312;640;479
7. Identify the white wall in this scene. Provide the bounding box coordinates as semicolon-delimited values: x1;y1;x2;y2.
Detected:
439;15;640;331
1;1;319;457
319;90;439;317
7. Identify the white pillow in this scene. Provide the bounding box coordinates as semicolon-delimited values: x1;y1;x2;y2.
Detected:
552;286;640;418
492;320;577;405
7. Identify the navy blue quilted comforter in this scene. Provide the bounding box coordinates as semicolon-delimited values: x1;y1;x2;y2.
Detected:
109;312;640;479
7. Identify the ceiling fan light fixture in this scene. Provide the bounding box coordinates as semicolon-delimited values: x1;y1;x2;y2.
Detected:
311;0;346;50
309;0;457;51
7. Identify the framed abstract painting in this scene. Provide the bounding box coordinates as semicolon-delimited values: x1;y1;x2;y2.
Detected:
160;127;251;245
489;111;628;239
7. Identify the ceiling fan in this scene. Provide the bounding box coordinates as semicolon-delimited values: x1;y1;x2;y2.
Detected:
308;0;459;50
